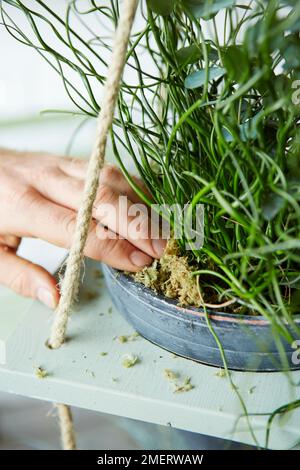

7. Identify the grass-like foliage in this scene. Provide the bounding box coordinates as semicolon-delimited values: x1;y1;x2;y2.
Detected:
1;0;300;343
2;1;300;445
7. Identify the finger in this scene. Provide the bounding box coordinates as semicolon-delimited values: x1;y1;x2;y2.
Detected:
0;245;59;308
94;224;153;271
58;156;88;179
93;184;166;258
100;165;152;204
32;168;165;258
0;235;20;249
59;159;151;203
8;192;153;272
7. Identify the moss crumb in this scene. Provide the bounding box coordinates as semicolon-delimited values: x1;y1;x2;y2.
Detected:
99;352;108;357
118;335;128;344
122;354;139;368
164;369;194;393
174;377;194;393
164;368;178;381
134;239;201;307
130;331;140;339
215;368;227;378
117;332;139;344
35;367;48;379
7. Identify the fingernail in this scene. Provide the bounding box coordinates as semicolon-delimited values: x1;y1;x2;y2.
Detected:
37;287;57;309
152;239;167;258
130;250;153;267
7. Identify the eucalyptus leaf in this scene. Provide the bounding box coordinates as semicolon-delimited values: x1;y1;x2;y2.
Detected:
281;34;300;71
175;44;202;68
183;0;235;19
185;67;225;89
222;120;258;143
240;120;259;141
147;0;175;16
261;192;285;221
222;45;250;83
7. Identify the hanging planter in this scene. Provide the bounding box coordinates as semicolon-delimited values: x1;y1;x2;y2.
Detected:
106;0;300;373
103;264;300;371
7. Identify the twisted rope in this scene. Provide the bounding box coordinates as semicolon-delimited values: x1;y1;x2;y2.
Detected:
48;0;139;450
49;0;139;350
56;404;76;450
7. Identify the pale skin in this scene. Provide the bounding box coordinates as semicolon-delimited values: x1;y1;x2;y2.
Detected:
0;148;166;309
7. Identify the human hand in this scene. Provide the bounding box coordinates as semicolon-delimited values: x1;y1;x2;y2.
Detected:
0;149;166;308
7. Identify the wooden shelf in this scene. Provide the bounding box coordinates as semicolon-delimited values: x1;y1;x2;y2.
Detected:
0;258;299;449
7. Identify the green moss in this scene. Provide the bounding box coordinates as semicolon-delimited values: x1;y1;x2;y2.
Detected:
134;240;201;307
164;368;178;381
35;367;48;379
174;377;194;393
122;354;139;368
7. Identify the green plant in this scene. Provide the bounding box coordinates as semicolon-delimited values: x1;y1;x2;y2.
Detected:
2;0;299;319
113;0;300;337
1;0;300;446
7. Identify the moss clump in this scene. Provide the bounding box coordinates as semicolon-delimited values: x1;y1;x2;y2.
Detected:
122;354;139;368
134;239;201;307
35;367;48;379
164;368;178;381
174;377;194;394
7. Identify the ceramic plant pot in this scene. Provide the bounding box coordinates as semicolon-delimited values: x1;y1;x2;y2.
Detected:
103;264;300;372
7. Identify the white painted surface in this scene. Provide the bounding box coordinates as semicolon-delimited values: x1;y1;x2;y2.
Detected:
0;239;66;365
0;258;299;450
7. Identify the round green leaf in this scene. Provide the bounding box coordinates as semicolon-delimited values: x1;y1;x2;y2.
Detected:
261;192;285;221
222;45;250;83
184;67;225;89
147;0;176;16
183;0;235;20
175;44;202;68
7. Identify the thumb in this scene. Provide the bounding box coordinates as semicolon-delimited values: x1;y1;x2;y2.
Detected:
0;245;60;309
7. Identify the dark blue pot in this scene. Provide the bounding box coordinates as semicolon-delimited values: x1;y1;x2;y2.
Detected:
103;264;300;372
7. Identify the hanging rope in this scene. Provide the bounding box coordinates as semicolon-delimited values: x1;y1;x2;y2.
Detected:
47;0;139;450
56;404;76;450
48;0;139;350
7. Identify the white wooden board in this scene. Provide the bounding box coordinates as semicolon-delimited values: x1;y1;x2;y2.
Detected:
0;258;299;450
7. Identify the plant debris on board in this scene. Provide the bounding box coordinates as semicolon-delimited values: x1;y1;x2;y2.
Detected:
115;332;140;344
122;354;139;368
163;368;195;393
35;367;48;379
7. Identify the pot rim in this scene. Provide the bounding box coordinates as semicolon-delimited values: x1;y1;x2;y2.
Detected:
104;264;300;327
